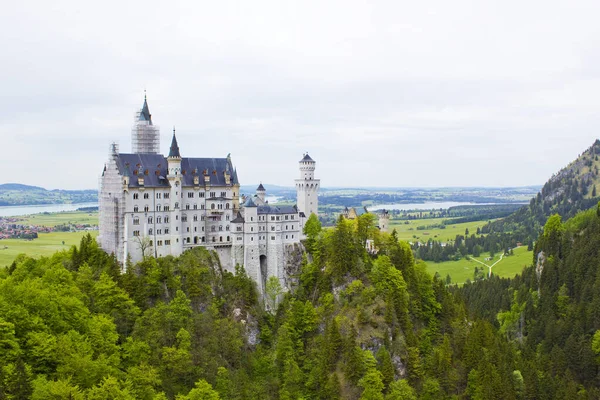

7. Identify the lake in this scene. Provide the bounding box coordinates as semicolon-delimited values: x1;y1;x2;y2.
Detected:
0;203;98;217
367;202;517;211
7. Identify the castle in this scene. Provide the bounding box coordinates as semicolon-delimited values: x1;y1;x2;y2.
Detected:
98;96;319;293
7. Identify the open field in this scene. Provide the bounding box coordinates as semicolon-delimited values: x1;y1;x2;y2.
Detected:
425;245;533;285
0;230;98;267
389;217;497;243
16;211;98;227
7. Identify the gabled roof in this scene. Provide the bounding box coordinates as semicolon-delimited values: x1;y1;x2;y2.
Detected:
257;183;266;191
257;204;298;215
114;153;239;188
300;153;314;162
168;131;181;158
243;197;257;207
139;95;152;125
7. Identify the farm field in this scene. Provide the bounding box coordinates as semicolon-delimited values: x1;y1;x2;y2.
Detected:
425;245;533;285
0;230;98;267
17;211;98;227
388;216;497;243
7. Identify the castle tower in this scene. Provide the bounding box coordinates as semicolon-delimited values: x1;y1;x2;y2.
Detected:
295;153;320;218
379;209;390;233
167;129;183;256
256;183;266;203
132;93;160;154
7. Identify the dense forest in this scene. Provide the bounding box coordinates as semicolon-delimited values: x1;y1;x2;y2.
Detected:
1;210;599;399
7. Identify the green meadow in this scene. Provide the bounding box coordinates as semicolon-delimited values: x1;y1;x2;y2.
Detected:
424;245;533;285
0;230;98;267
388;216;496;243
18;211;98;227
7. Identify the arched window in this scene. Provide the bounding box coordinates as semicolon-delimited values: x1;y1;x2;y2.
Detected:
175;202;179;209
156;204;161;212
219;225;223;231
226;225;229;231
226;203;230;209
211;226;216;232
144;205;149;212
134;206;139;212
211;203;215;210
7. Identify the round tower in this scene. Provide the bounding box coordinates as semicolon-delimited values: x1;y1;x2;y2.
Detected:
379;209;390;233
295;153;320;219
256;183;266;203
167;128;183;256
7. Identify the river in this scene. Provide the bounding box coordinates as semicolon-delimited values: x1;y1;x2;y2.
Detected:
0;203;98;218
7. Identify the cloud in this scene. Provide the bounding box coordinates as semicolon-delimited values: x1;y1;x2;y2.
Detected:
1;0;600;189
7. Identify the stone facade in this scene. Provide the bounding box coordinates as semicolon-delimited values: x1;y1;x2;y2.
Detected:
98;97;318;294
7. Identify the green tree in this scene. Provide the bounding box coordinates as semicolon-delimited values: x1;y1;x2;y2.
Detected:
303;213;322;253
358;370;384;400
385;380;416;400
179;379;220;400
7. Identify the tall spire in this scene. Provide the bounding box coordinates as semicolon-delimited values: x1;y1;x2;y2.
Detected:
139;92;152;125
168;127;181;158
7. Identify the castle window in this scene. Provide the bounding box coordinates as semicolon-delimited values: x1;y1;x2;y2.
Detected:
286;235;288;239
187;237;190;243
149;240;153;246
226;225;229;231
144;193;149;199
210;191;216;198
221;191;226;197
271;236;275;241
202;227;205;231
236;227;242;232
292;225;294;230
251;227;254;232
251;237;253;241
219;225;223;231
156;216;161;224
165;240;171;245
144;205;149;212
290;215;294;220
286;225;288;230
211;204;215;210
157;229;162;235
156;193;161;199
148;216;153;224
175;202;179;209
202;236;205;242
156;205;161;212
211;226;216;232
164;216;169;223
201;204;205;210
220;236;223;242
237;237;242;241
227;236;230;241
164;205;170;211
276;216;280;221
200;192;205;198
164;193;170;199
176;215;178;220
285;215;288;220
201;216;205;221
182;215;187;222
271;226;275;231
148;228;153;235
176;227;178;231
193;215;198;222
226;203;230;209
271;216;275;221
193;204;197;210
194;227;197;232
187;227;190;232
292;235;294;239
165;228;169;234
188;192;194;198
133;230;140;236
212;237;216;242
133;217;140;225
157;240;163;246
186;204;190;210
226;215;230;221
133;193;139;200
134;206;139;212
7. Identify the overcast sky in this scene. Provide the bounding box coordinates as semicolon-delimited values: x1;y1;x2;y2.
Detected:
2;0;600;190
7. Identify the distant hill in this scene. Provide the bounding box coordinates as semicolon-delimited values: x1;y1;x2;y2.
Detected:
485;139;600;238
0;183;97;206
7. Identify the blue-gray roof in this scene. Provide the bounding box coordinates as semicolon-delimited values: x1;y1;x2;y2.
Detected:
243;197;257;207
231;212;245;223
257;204;298;215
168;133;181;158
300;153;314;162
139;97;152;125
115;153;239;188
257;183;265;191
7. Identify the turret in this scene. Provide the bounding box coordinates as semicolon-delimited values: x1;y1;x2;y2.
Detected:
379;209;390;233
295;153;320;220
167;128;183;256
131;92;160;154
256;183;266;203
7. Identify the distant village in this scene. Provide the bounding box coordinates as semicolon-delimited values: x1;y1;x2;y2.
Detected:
0;216;98;240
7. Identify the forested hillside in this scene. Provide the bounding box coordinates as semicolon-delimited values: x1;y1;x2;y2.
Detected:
0;184;97;206
484;139;600;242
459;206;600;398
2;213;599;399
